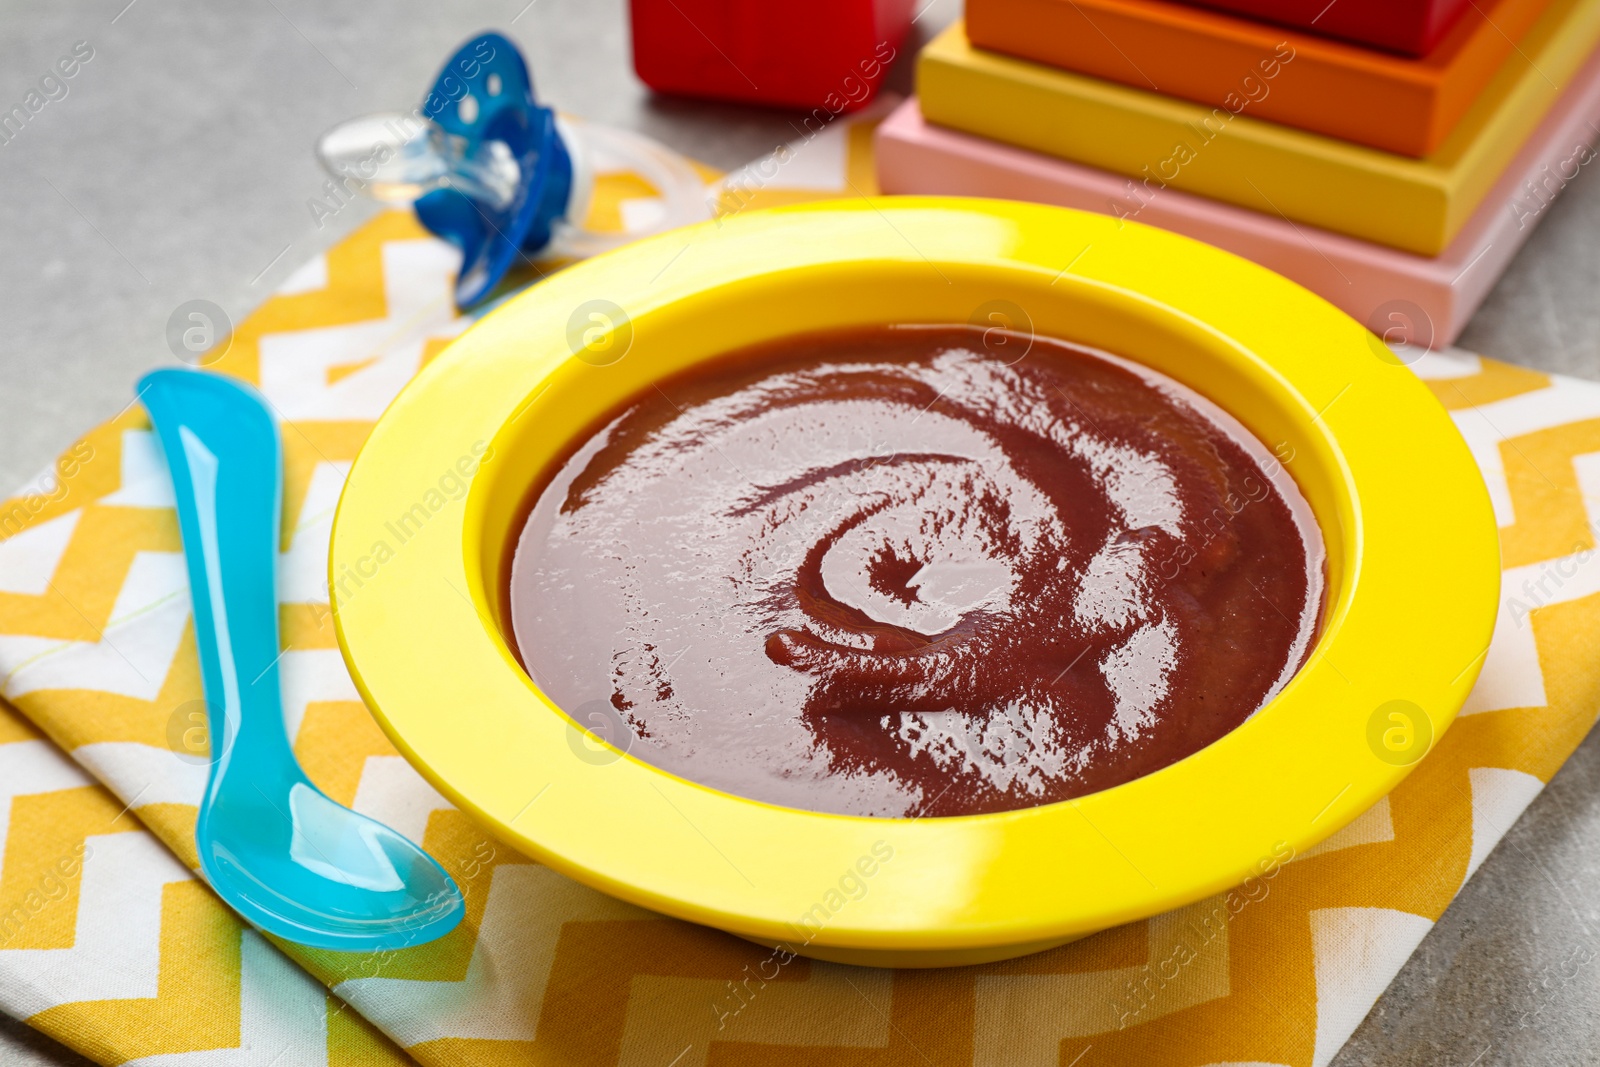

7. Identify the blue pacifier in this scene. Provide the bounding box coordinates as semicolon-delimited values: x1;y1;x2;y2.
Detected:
316;32;709;309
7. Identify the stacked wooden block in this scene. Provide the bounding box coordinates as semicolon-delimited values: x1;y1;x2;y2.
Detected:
876;0;1600;346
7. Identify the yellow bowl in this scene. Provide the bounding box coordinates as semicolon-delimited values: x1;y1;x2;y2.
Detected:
331;198;1499;967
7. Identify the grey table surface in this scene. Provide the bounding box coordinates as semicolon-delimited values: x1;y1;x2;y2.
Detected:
2;1;1600;1064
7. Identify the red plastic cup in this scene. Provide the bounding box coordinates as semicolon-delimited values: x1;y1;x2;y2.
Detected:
629;0;915;111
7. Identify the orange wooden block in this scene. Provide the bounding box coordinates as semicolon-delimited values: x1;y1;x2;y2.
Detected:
965;0;1552;157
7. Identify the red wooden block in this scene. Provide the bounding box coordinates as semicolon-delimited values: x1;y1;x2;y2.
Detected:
629;0;915;111
1187;0;1472;56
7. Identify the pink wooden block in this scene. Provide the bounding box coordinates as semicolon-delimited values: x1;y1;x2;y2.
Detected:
875;50;1600;349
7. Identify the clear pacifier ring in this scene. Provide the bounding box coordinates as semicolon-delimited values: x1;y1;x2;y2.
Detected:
548;118;712;259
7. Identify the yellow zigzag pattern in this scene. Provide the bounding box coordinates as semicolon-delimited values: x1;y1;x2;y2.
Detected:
0;704;412;1066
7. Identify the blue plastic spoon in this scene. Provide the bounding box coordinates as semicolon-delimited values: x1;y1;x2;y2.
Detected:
140;368;464;951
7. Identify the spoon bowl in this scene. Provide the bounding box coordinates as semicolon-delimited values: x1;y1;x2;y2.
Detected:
197;776;464;949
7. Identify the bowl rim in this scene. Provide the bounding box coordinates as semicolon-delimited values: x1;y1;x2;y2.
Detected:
330;197;1499;956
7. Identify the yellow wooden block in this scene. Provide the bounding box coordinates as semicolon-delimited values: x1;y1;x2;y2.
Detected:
917;0;1600;254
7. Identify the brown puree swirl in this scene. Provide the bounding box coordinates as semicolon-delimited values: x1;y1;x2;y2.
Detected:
509;326;1324;817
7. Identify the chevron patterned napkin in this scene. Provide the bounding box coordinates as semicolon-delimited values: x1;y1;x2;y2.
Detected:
0;701;410;1067
3;102;1599;1067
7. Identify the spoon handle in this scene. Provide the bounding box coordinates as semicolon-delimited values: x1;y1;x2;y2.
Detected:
139;369;295;784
